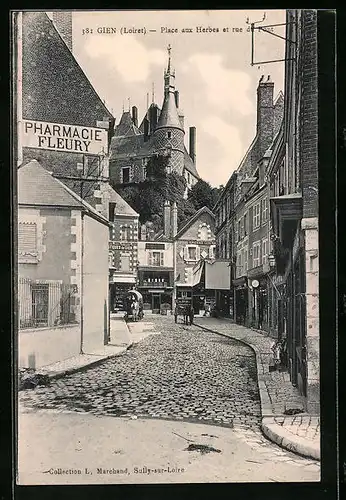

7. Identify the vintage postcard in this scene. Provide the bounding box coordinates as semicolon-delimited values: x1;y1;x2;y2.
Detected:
14;9;323;485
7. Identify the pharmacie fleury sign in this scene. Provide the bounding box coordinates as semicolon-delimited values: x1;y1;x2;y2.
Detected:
22;120;108;155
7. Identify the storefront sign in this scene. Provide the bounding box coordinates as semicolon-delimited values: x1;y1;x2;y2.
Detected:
22;120;108;155
110;242;133;251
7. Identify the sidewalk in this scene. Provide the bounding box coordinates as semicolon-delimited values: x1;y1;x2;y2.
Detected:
194;317;320;461
35;314;132;380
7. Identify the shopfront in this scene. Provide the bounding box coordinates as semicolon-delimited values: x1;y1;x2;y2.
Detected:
233;277;248;325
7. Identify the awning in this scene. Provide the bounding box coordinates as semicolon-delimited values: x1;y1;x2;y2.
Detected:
205;260;230;290
192;261;204;287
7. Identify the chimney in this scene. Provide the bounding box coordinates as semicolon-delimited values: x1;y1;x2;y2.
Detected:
52;12;73;52
143;117;149;142
164;201;171;238
140;224;147;241
189;127;196;164
174;90;180;108
149;104;158;134
132;106;138;127
171;201;178;238
256;75;274;160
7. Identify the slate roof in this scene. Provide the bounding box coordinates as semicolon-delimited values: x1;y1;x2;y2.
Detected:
106;185;139;217
18;159;109;224
115;111;141;137
22;12;113;127
156;91;183;130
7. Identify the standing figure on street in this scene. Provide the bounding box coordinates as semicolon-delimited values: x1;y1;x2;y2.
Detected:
184;305;189;325
189;305;194;326
174;304;178;323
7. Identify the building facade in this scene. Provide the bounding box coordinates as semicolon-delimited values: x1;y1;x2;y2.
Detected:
109;47;199;197
18;160;109;368
108;191;140;311
268;10;319;412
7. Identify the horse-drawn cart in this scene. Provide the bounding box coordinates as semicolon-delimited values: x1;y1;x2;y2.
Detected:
124;290;144;322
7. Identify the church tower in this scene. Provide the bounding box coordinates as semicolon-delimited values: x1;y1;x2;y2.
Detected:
153;45;185;175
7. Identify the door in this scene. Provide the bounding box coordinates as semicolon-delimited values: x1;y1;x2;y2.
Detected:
31;284;49;326
152;294;161;312
294;250;307;396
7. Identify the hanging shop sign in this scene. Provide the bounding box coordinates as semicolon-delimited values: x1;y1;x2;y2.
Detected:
251;279;259;288
22;120;108;155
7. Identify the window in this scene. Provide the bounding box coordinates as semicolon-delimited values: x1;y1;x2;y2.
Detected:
121;167;131;183
109;202;116;222
237;252;242;277
237;220;241;241
149;251;164;267
244;213;248;236
262;198;268;223
18;222;37;257
253;203;260;229
120;226;129;241
209;245;216;259
184;245;200;262
167;131;172;139
253;241;261;267
262;239;268;265
244;248;248;272
120;253;131;271
84;155;101;177
199;225;208;240
143;166;147;179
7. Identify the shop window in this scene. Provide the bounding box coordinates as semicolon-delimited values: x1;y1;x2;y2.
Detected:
253;203;260;230
253;241;261;267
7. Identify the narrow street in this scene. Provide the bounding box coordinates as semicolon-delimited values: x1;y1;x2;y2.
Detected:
18;316;320;484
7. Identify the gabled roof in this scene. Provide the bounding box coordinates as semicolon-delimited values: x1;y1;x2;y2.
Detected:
184;149;199;178
106;185;139;217
22;12;113;127
175;206;215;240
115;111;141;137
18;160;109;224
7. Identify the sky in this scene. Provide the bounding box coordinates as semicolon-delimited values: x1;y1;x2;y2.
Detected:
50;10;286;187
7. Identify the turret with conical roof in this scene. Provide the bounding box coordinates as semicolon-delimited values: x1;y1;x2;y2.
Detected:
153;45;185;175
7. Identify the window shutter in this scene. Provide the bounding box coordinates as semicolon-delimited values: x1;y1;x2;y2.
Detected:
160;252;164;266
196;246;201;261
183;246;188;261
18;223;37;254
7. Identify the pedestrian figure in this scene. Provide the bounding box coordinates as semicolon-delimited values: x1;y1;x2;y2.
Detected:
189;305;194;326
184;305;189;325
174;305;178;324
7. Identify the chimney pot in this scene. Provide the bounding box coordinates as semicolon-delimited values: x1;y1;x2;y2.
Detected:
132;106;138;127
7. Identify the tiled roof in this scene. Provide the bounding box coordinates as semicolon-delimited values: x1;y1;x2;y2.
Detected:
110;134;154;159
18;159;82;208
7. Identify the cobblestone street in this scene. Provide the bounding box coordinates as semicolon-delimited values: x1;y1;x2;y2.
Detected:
20;316;262;428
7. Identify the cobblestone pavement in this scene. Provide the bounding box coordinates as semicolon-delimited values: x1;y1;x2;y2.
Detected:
19;317;262;428
19;316;320;469
194;317;308;414
272;415;320;441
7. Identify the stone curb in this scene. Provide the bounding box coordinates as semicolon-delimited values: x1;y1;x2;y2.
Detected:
194;321;320;461
261;419;320;460
35;321;133;382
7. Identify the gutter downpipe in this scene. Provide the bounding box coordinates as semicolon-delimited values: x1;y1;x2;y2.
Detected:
80;211;85;354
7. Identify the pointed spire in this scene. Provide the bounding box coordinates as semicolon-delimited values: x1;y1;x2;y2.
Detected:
167;44;172;72
152;82;155;103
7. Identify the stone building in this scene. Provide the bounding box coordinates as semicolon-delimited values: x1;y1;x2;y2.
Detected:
18;160;109;368
268;10;319;412
214;75;284;326
20;11;115;219
109;47;199;197
108;192;139;311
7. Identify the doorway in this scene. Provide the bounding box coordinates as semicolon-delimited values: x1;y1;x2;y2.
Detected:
152;294;161;312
